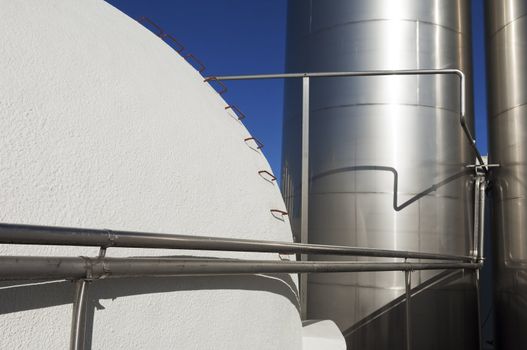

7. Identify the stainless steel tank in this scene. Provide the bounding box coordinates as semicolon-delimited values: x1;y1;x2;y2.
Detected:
281;0;479;348
486;1;527;348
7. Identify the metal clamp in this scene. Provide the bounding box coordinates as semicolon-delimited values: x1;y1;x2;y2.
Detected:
184;54;206;73
278;253;292;261
106;229;117;247
466;163;500;170
244;137;264;150
137;16;164;37
137;17;186;55
98;247;107;258
204;77;228;95
258;170;277;182
160;33;185;53
225;105;246;120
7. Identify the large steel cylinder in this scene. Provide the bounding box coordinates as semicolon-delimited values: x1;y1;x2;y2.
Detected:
281;0;479;348
486;1;527;348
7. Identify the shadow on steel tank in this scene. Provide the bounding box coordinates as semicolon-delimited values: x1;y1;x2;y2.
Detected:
486;0;527;349
281;1;479;348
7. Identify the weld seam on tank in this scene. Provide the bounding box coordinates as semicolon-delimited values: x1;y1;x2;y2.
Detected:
309;19;463;36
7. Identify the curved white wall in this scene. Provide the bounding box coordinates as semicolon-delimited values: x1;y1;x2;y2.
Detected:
0;1;301;349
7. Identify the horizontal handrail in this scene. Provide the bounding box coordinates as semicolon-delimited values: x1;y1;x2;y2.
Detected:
206;69;465;116
0;256;481;281
0;222;473;261
204;69;486;171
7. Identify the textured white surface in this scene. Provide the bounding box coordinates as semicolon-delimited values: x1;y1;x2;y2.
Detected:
302;320;346;350
0;0;301;349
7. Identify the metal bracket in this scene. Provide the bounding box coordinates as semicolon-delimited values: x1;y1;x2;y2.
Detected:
270;209;288;219
466;163;500;171
137;16;164;37
405;270;412;350
225;105;246;120
258;170;277;182
244;137;264;150
160;33;185;53
184;54;206;73
203;77;228;95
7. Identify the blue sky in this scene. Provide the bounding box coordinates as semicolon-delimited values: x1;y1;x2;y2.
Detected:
107;0;488;175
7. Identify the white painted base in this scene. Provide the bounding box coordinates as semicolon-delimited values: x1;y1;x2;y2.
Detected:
302;320;347;350
0;1;302;349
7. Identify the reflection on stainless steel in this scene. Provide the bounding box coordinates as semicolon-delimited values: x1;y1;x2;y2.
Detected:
281;0;477;348
486;0;527;348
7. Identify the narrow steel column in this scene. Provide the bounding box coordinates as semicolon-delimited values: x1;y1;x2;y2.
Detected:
300;75;310;319
70;280;88;350
475;269;482;349
471;175;482;350
477;180;486;262
472;176;482;258
405;270;412;350
475;177;486;349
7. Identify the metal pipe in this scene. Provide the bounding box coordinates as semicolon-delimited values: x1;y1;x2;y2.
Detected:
460;118;486;171
0;223;474;261
477;180;486;262
299;76;310;319
405;270;412;350
70;279;88;350
207;69;465;116
206;69;486;171
472;176;482;258
0;256;481;281
207;70;466;118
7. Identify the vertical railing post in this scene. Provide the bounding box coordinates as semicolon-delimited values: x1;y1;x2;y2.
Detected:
70;279;88;350
477;179;486;263
405;270;412;350
472;176;482;259
474;172;486;349
476;268;483;350
300;75;310;319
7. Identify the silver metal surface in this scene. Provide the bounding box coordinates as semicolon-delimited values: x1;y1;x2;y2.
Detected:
473;176;482;258
477;180;486;262
472;175;487;263
0;222;473;261
70;280;88;350
486;0;527;348
282;0;477;348
300;76;310;319
0;255;480;281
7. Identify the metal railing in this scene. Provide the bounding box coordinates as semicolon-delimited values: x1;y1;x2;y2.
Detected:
204;69;488;326
0;222;475;261
0;255;479;281
0;221;481;350
1;70;490;350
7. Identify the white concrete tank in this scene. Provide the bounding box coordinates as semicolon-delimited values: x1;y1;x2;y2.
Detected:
0;1;303;348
